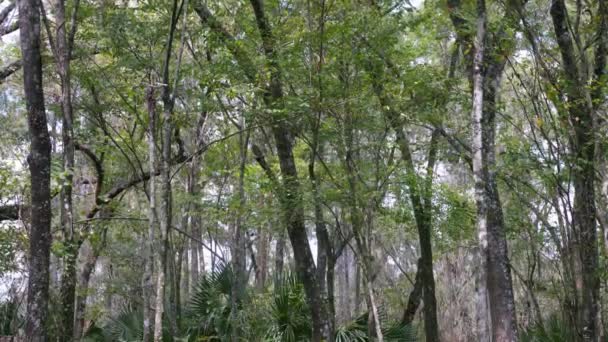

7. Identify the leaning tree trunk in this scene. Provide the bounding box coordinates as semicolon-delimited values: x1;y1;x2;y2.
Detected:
248;0;332;339
194;0;332;338
20;0;53;338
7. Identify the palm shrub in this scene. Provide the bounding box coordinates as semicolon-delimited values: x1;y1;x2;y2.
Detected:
82;308;173;341
263;273;311;341
519;314;576;342
185;264;238;340
335;310;417;342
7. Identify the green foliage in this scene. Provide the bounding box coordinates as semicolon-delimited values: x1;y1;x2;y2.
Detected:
83;309;173;342
0;225;25;276
519;315;576;342
181;266;415;342
186;264;236;340
335;311;417;342
264;273;311;341
0;299;22;335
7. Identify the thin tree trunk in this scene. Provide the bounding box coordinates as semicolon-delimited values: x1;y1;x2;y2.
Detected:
195;2;331;338
231;115;249;341
365;44;440;342
188;177;200;292
73;209;111;339
168;243;180;335
143;86;157;342
255;227;269;291
343;114;383;341
180;211;190;305
20;0;53;337
155;0;180;339
51;0;79;338
188;87;207;297
274;230;285;287
550;0;599;338
73;232;106;340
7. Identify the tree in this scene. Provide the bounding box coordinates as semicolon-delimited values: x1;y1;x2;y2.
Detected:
19;0;53;338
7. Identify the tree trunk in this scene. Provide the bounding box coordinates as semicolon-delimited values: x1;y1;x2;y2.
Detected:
73;236;105;340
274;231;285;288
470;0;518;339
155;1;179;338
20;0;53;337
364;38;440;340
143;86;157;342
53;0;78;336
231;116;249;341
342;109;384;341
189;111;207;291
180;212;189;305
255;227;269;291
483;59;518;342
247;0;332;338
550;0;599;338
188;177;200;292
195;1;332;338
168;244;180;335
470;1;491;339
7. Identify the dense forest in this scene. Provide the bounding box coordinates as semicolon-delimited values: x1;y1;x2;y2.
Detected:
0;0;606;340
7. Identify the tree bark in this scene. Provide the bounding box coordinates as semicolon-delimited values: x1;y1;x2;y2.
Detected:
483;57;518;342
470;0;518;339
195;1;332;338
47;0;80;338
231;114;249;341
470;1;492;339
247;0;333;339
143;86;157;342
20;0;53;338
154;1;180;339
550;0;600;339
367;60;440;342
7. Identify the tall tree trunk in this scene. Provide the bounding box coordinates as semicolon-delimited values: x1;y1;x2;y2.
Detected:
550;0;600;338
143;86;157;342
231;116;249;341
247;0;332;339
368;63;440;342
20;0;53;338
51;0;79;338
155;1;180;339
195;1;332;338
483;58;518;342
342;111;383;341
470;1;491;339
189;112;207;291
470;0;518;339
154;100;171;342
